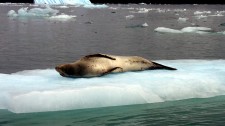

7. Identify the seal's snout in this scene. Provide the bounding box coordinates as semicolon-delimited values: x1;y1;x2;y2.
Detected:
55;65;66;77
55;66;60;71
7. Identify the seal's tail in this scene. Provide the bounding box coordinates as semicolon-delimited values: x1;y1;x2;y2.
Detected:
150;61;177;70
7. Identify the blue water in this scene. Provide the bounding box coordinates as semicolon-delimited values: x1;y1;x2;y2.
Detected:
0;2;225;125
1;96;225;125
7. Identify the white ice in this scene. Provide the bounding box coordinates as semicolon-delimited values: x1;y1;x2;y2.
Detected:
49;14;76;21
194;11;211;15
34;0;92;5
125;15;134;20
7;6;59;17
141;22;149;27
154;27;183;34
34;0;107;8
178;17;189;22
155;27;214;34
0;60;225;113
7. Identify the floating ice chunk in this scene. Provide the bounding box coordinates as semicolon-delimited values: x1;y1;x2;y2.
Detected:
137;8;149;13
194;11;211;15
126;24;148;28
209;13;224;17
194;15;208;19
123;7;135;10
1;60;225;113
156;8;166;13
83;4;108;9
125;15;134;20
130;8;149;13
142;22;148;27
174;9;187;12
7;6;59;17
108;7;118;10
181;27;212;33
154;27;183;34
155;27;213;34
217;31;225;34
49;14;76;21
7;10;18;17
178;17;189;22
56;6;69;8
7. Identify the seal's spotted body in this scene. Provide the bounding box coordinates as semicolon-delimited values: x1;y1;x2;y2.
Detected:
55;54;176;78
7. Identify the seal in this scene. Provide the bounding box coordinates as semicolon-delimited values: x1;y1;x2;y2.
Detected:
55;54;177;78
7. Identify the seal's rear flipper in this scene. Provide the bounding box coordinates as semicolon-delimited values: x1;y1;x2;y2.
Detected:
85;54;116;60
150;61;177;70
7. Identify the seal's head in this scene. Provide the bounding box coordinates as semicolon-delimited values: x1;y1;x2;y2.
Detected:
55;64;75;77
55;63;86;78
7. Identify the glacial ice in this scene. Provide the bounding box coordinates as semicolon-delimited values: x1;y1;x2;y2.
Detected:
7;6;59;17
141;23;148;27
178;17;189;22
1;60;225;113
194;11;211;15
125;15;135;20
34;0;92;5
154;27;183;34
155;27;215;34
34;0;107;8
49;14;76;21
7;6;77;21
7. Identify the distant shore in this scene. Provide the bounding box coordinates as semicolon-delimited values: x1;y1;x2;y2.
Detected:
1;0;225;4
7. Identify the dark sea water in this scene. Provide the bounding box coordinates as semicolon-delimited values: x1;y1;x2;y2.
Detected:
0;3;225;125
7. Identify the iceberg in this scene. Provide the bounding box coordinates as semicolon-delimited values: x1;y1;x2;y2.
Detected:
7;6;59;17
34;0;92;5
7;6;76;21
34;0;107;8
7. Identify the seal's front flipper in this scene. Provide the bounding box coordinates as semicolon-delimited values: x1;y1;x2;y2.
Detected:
101;67;123;76
149;61;177;70
85;54;116;60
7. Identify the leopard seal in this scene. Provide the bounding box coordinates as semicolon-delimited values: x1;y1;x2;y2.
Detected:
55;54;176;78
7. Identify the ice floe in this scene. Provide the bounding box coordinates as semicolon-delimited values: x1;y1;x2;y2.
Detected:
142;22;149;27
125;15;134;20
155;27;215;34
7;6;59;17
7;6;76;21
130;8;150;13
194;11;211;15
49;14;76;21
178;17;189;22
126;23;149;28
1;60;225;113
154;27;183;34
194;15;208;19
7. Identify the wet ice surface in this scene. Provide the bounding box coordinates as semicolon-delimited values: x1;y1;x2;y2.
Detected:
1;60;225;113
